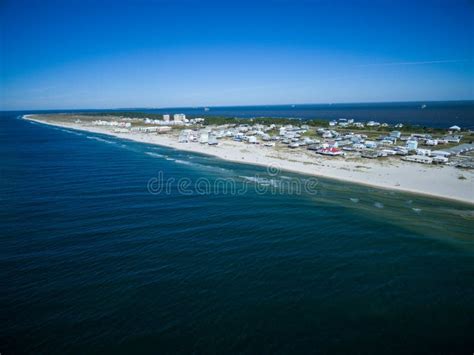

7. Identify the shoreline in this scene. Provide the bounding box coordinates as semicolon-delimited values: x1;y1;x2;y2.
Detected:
23;115;474;205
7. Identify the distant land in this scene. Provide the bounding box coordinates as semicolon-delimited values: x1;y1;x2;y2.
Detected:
8;100;474;129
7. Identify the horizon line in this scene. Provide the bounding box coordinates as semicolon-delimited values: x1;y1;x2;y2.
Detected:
1;99;474;112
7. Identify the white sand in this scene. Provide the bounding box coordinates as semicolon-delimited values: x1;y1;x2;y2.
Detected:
24;115;474;205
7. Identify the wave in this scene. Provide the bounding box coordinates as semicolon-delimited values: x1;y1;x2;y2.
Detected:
145;151;165;158
240;176;279;187
440;208;474;220
374;202;384;209
173;158;233;173
60;129;83;136
174;159;193;166
350;198;359;203
86;136;115;144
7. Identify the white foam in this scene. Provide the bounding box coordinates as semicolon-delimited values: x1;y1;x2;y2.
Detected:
145;151;165;158
174;159;193;165
86;136;115;144
240;176;278;187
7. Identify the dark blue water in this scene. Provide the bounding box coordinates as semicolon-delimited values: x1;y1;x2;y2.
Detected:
8;100;474;129
1;112;474;354
138;101;473;129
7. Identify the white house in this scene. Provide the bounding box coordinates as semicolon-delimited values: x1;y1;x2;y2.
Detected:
402;155;433;164
179;129;192;143
425;139;438;146
416;148;431;156
390;131;401;139
365;140;377;149
247;136;257;144
431;150;450;157
208;134;218;145
443;135;462;143
366;121;380;127
173;113;186;122
406;140;418;150
199;130;209;144
433;156;449;164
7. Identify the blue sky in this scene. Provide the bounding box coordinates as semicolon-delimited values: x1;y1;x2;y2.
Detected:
0;0;473;110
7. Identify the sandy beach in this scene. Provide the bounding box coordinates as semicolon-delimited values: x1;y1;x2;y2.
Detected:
24;115;474;205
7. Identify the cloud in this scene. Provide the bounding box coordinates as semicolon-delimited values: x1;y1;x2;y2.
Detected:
356;59;469;67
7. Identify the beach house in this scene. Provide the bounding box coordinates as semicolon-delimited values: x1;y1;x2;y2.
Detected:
199;130;209;144
173;113;187;122
406;140;418;150
365;140;377;149
402;155;433;164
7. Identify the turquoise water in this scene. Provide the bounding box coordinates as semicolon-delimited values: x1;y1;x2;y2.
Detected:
1;113;473;353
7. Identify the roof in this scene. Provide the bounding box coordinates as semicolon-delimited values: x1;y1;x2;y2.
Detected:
442;143;474;155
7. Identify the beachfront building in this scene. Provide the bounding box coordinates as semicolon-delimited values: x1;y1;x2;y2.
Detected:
179;129;194;143
317;147;343;156
189;117;205;124
443;135;462;143
380;138;394;145
433;156;449;164
365;140;377;149
441;143;474;156
208;134;218;145
431;150;450;158
361;150;380;159
199;130;209;144
402;155;433;164
416;148;431;156
157;126;172;133
113;128;129;133
366;121;380;127
163;114;170;122
130;126;171;133
173;113;187;122
449;125;461;132
390;131;401;139
406;140;418;150
93;120;131;128
247;136;258;144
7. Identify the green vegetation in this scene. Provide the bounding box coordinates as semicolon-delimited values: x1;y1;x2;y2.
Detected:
201;116;329;127
82;111;166;120
71;111;472;138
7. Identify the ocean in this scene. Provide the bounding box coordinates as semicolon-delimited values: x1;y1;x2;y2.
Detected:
22;100;474;129
1;111;474;354
125;101;474;128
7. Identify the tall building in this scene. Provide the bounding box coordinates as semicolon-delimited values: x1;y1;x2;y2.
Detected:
173;113;186;122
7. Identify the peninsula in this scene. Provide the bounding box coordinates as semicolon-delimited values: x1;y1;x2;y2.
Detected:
24;113;474;204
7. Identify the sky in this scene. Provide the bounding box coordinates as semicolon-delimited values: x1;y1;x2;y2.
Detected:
0;0;473;110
